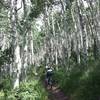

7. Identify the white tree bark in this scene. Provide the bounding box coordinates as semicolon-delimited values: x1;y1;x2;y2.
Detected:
14;45;22;89
10;0;22;89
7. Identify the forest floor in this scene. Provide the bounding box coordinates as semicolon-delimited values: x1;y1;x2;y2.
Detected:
46;85;68;100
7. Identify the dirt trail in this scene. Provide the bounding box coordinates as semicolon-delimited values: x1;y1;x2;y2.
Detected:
47;85;68;100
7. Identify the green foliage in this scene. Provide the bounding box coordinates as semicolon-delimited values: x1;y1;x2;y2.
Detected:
54;60;100;100
29;0;54;19
0;47;12;66
74;61;100;100
53;66;83;95
7;80;48;100
29;0;45;19
0;91;4;100
0;65;48;100
0;75;12;100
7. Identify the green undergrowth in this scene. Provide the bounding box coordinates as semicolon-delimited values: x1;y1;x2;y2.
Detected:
0;91;4;100
8;80;48;100
0;65;48;100
53;60;100;100
0;79;48;100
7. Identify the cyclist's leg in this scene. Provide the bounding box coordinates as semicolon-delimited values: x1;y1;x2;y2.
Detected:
47;77;50;85
50;77;53;89
45;76;48;88
48;77;53;89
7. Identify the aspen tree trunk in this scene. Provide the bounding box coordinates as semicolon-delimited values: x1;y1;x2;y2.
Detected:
60;0;66;66
51;12;58;69
27;26;34;66
88;0;100;59
27;28;31;66
76;0;83;64
71;1;81;64
30;28;34;65
8;0;13;80
21;0;33;81
60;0;70;69
44;2;50;65
22;33;28;81
77;0;88;64
10;0;22;89
21;0;28;81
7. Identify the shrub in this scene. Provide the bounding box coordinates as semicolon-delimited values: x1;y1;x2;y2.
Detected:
7;80;48;100
54;60;100;100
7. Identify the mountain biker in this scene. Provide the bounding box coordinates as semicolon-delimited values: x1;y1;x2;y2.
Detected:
45;65;53;89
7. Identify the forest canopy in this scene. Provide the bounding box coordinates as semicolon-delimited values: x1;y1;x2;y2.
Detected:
0;0;100;100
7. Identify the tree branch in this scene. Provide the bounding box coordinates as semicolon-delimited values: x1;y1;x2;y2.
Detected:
17;0;23;11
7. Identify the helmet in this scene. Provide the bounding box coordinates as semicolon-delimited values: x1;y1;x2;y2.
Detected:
46;65;49;69
46;65;50;69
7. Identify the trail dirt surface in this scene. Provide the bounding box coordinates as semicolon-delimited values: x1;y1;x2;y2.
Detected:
47;85;68;100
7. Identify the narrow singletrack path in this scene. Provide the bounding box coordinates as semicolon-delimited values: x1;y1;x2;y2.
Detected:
47;85;68;100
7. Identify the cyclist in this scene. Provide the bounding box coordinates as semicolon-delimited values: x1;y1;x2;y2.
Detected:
45;65;53;89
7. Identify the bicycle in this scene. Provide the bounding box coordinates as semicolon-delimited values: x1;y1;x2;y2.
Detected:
45;77;53;89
